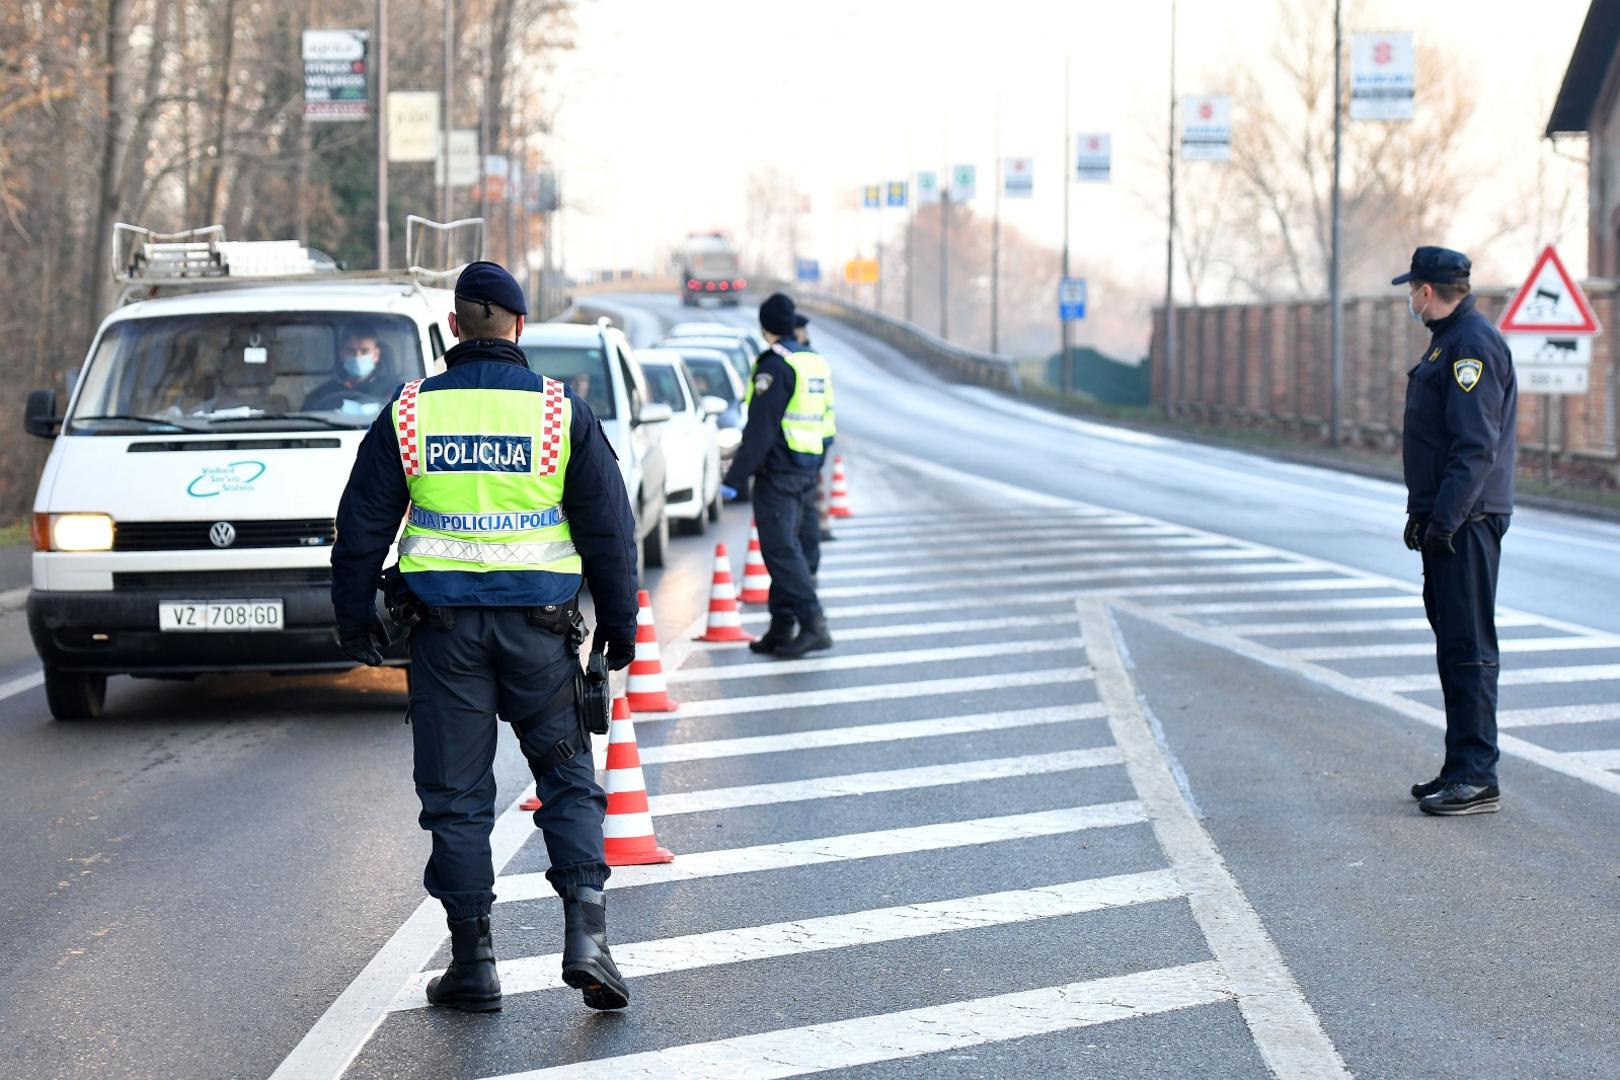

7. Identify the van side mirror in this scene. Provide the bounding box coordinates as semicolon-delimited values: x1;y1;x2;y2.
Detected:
700;395;727;417
637;402;673;425
25;388;60;438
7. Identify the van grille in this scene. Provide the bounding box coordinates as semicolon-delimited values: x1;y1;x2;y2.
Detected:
113;519;336;551
114;568;332;590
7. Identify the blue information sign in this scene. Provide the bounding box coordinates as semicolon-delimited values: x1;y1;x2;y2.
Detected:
796;258;821;284
1059;277;1087;322
885;181;908;208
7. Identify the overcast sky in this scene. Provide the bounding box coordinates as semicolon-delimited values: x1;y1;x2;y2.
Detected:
540;0;1594;295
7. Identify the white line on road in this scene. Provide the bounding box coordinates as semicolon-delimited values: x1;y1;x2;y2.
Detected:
690;611;1073;649
1233;614;1537;636
1163;595;1426;616
822;534;1227;563
1286;636;1620;661
393;869;1186;1009
1077;599;1352;1077
1497;703;1620;729
494;801;1147;905
647;746;1125;818
668;667;1095;719
668;637;1085;684
0;585;29;611
473;961;1234;1080
1368;663;1620;693
737;596;1076;626
1564;749;1620;770
0;668;44;703
818;560;1328;601
820;547;1269;582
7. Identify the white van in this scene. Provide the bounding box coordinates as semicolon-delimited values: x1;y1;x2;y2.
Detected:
23;221;472;720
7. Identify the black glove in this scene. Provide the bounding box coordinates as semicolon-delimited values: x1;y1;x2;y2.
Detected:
1403;514;1424;552
339;616;389;667
597;633;636;671
1421;522;1455;556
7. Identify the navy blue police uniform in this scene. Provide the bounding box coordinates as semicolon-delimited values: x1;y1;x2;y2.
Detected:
1396;247;1517;813
331;261;638;1010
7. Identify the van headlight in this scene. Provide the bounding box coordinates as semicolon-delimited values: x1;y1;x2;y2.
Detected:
50;513;115;552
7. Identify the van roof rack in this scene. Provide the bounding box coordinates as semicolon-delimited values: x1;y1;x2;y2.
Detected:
111;217;486;305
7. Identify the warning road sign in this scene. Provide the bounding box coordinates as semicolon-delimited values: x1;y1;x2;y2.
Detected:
1498;246;1600;335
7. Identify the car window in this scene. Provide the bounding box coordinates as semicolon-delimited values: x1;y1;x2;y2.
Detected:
519;344;615;419
683;358;736;404
641;364;689;412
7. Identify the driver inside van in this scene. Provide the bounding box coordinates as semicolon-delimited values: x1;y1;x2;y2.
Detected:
302;323;392;415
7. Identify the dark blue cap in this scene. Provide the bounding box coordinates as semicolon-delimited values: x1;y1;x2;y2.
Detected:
759;292;797;336
454;260;527;317
793;312;810;329
1392;247;1471;286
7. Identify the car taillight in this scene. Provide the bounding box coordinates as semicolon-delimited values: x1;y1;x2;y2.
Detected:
718;280;729;290
735;279;747;290
705;282;716;291
687;279;699;290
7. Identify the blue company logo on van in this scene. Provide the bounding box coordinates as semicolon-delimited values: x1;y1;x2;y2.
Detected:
187;461;266;498
408;506;565;532
424;434;533;473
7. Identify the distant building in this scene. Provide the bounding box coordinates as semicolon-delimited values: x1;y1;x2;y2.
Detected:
1549;0;1620;275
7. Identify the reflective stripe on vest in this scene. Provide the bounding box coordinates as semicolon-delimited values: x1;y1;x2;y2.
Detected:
391;375;580;579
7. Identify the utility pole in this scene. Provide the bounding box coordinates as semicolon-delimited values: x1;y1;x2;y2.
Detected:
991;95;1002;354
939;187;951;341
1162;0;1177;415
904;171;915;323
1329;0;1345;447
440;0;453;223
478;0;491;229
1060;53;1072;393
375;0;389;269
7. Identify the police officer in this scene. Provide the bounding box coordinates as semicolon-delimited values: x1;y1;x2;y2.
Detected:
331;261;639;1011
1395;246;1517;816
722;292;834;658
794;312;840;545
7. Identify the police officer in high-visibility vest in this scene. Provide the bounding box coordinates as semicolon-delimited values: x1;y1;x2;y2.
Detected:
796;312;840;546
722;292;834;658
331;261;639;1011
1395;246;1518;817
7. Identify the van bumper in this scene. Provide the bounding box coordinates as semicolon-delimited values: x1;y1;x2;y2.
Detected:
27;586;409;676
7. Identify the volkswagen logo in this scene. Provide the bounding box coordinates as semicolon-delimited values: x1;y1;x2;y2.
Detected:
209;521;237;548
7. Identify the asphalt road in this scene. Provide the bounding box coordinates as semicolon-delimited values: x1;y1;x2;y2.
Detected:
1;290;1617;1079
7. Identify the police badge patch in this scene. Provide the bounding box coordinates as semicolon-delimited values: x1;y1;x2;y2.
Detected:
1453;358;1482;392
753;373;774;395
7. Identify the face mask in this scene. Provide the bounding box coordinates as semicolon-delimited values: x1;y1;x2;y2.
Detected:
1407;292;1429;325
341;352;378;380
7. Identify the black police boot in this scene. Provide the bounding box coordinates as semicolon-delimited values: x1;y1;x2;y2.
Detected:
1419;783;1501;816
1411;777;1446;800
749;614;797;655
426;915;502;1012
560;885;629;1010
774;614;832;660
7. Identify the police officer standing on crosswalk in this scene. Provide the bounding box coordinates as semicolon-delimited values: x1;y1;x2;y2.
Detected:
1395;247;1518;816
723;292;835;658
331;261;638;1011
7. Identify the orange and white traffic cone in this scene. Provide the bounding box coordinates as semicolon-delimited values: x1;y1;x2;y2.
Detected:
626;589;679;714
828;455;854;518
817;480;836;540
602;696;674;866
519;793;542;812
697;543;753;643
738;521;772;604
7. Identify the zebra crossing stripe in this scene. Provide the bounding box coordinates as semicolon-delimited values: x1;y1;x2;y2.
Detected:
1497;703;1620;729
1369;663;1620;693
1287;635;1620;661
668;638;1085;684
670;667;1095;719
1564;749;1620;770
1232;614;1537;636
1163;595;1425;616
823;534;1224;564
392;869;1186;1010
472;962;1234;1080
493;801;1148;905
818;560;1323;600
690;612;1075;648
819;547;1268;582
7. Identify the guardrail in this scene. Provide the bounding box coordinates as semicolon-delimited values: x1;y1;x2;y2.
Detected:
790;290;1024;394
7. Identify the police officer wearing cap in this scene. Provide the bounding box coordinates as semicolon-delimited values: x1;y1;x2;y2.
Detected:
793;311;840;545
1395;246;1518;816
722;292;835;658
331;260;639;1011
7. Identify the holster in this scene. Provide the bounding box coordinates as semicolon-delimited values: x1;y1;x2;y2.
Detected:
379;564;425;640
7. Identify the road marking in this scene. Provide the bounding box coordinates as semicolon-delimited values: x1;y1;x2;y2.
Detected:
494;801;1147;905
1233;614;1536;636
1120;601;1620;798
0;585;29;611
823;534;1227;563
648;746;1125;817
826;513;1147;535
691;611;1074;648
1077;599;1351;1078
819;547;1268;582
669;637;1085;684
0;668;44;702
393;869;1186;1009
638;703;1108;764
1564;749;1620;770
1164;596;1425;616
1498;703;1620;729
737;596;1077;626
671;667;1095;719
818;560;1327;601
1367;664;1620;693
824;526;1199;553
1286;636;1620;661
473;961;1233;1080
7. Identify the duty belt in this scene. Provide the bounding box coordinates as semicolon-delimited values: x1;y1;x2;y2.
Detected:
398;535;579;565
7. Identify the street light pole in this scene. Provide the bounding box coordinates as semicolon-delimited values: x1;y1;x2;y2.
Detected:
1163;0;1177;416
1061;53;1072;393
1329;0;1346;447
991;94;1002;354
374;0;389;269
440;0;452;223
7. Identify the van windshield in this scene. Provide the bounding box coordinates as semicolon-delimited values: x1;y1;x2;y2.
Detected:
520;344;615;419
67;312;423;433
688;252;739;278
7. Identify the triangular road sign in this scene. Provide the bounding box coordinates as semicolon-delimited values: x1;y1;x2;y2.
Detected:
1498;245;1601;335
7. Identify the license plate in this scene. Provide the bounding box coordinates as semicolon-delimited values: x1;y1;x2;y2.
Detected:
159;599;284;632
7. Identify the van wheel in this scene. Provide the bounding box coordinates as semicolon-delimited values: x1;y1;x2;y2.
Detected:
44;667;107;721
707;489;722;523
681;505;708;536
645;511;669;569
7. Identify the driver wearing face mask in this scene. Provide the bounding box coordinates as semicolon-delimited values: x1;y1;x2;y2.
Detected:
303;325;391;414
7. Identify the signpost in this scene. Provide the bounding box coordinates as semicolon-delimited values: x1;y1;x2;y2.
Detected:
1075;133;1111;183
1002;157;1034;198
1350;32;1415;121
862;184;882;209
1180;95;1231;162
386;91;439;162
950;164;976;202
1498;245;1601;483
303;29;369;121
885;181;908;208
843;258;879;285
796;258;821;284
917;171;941;204
1059;278;1087;321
